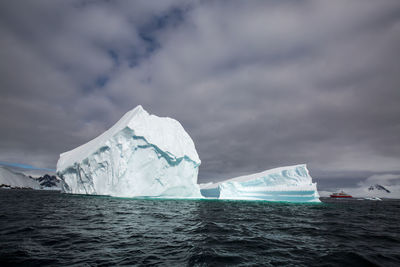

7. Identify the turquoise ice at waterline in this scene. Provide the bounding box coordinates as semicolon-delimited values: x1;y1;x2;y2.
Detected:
200;164;320;202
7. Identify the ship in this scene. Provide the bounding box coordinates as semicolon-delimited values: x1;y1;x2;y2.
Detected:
330;191;352;198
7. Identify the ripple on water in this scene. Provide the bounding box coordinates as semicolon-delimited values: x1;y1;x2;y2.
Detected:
0;191;399;266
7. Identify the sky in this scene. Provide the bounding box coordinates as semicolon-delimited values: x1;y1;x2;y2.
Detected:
0;0;399;189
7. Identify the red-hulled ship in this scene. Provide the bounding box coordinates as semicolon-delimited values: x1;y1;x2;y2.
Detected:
330;191;352;198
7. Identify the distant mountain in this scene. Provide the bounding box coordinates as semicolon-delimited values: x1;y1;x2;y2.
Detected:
368;184;391;193
32;174;60;188
0;166;40;189
0;166;61;190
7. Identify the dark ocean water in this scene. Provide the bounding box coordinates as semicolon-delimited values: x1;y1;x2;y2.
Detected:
0;190;399;266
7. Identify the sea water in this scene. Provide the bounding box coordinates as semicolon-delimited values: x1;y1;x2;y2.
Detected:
0;190;399;266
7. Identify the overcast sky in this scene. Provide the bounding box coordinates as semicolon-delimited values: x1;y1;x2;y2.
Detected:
0;0;399;185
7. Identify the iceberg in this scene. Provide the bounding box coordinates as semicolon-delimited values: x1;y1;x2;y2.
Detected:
56;105;202;198
200;164;320;202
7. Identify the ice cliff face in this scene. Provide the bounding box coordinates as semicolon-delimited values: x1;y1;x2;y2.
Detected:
200;164;320;202
56;105;202;198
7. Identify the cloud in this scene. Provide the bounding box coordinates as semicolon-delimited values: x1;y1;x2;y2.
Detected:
365;174;400;186
0;0;399;186
0;0;184;166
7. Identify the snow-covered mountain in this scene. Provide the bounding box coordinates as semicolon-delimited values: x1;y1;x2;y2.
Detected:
368;184;390;193
0;166;41;189
0;166;61;190
34;174;62;189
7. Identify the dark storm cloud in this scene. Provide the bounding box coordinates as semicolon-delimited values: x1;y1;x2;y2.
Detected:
0;0;399;184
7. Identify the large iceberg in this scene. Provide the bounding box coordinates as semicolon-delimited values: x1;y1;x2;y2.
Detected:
200;164;320;202
56;105;202;198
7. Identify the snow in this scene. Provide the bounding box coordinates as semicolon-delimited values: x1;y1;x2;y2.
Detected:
56;105;202;198
200;164;320;202
0;166;61;190
0;166;41;189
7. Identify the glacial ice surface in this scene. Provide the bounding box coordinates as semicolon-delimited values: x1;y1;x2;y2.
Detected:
200;164;320;202
56;105;202;198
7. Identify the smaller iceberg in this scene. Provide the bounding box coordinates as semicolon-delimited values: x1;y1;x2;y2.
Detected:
200;164;320;202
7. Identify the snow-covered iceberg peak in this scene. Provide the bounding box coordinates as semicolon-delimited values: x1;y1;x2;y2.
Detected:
57;105;202;198
200;164;320;202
